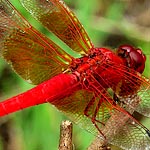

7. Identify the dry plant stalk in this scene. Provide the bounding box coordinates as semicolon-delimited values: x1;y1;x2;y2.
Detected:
58;120;111;150
59;120;73;150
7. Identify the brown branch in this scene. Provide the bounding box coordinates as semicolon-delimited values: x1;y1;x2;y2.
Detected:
58;120;111;150
58;120;73;150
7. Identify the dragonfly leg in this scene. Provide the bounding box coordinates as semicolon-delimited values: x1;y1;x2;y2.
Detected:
84;96;106;139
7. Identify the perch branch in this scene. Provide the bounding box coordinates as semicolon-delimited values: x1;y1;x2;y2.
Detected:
58;120;73;150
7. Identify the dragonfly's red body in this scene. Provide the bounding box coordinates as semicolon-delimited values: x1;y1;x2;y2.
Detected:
0;47;124;116
0;0;150;150
0;73;78;116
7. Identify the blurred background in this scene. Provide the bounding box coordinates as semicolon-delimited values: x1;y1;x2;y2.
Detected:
0;0;150;150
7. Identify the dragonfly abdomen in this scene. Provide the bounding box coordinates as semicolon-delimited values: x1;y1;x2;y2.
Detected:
0;73;78;116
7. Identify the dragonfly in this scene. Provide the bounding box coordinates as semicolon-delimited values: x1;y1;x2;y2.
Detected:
0;0;150;149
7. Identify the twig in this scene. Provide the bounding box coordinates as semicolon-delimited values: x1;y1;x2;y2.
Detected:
58;120;73;150
58;120;111;150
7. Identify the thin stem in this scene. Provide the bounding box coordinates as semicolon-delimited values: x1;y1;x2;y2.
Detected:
58;120;73;150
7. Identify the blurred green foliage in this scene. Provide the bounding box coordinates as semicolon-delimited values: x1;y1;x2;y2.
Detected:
0;0;149;150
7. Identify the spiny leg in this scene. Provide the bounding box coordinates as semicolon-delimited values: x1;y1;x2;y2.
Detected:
84;96;106;138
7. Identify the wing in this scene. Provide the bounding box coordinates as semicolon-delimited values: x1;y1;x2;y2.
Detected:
97;57;150;117
50;88;113;136
0;0;72;85
20;0;93;54
117;87;150;118
50;84;150;150
49;53;150;149
111;64;150;117
107;111;150;150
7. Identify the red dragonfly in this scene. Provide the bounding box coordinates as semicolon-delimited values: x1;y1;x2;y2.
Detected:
0;0;150;149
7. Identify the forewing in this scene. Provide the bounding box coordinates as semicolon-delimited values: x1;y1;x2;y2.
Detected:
95;59;150;149
111;118;150;150
115;67;150;117
0;0;72;85
20;0;93;54
86;71;150;149
48;56;150;148
49;80;150;150
117;87;150;118
99;59;150;118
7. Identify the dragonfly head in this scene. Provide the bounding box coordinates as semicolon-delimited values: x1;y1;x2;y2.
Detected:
116;45;146;73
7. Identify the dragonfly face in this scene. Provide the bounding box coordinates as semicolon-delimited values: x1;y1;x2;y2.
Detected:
117;45;146;73
0;0;150;150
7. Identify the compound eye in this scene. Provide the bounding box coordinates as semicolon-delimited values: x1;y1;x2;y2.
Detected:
129;48;146;73
117;45;134;58
116;45;146;73
136;48;146;62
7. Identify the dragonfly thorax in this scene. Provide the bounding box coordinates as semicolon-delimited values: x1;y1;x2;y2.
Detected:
70;48;110;75
70;48;124;89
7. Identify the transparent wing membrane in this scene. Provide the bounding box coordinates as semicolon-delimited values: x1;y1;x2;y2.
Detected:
0;0;72;84
20;0;93;54
50;55;150;149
